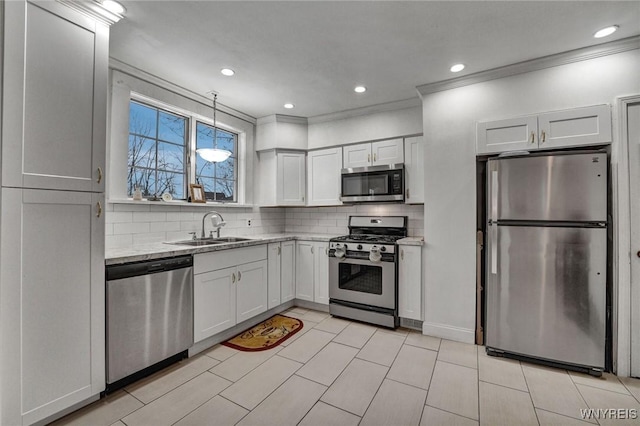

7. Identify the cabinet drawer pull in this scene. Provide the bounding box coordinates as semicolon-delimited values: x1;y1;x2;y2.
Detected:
232;273;236;283
530;131;535;144
96;202;102;218
97;167;103;184
540;130;546;143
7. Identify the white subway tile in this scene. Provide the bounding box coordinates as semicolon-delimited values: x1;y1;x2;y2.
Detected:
149;222;181;233
318;219;337;227
133;232;167;245
105;211;133;224
167;212;192;222
106;234;133;249
133;212;167;223
114;222;150;235
114;203;150;212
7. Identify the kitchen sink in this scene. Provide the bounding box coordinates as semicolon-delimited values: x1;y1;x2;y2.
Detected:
165;237;253;246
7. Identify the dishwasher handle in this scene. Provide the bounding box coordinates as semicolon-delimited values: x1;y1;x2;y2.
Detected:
106;255;193;280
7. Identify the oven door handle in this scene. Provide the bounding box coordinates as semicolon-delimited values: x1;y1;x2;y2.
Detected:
329;256;394;266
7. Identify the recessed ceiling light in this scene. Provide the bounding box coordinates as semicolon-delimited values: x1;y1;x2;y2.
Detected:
220;68;235;76
450;64;465;73
354;86;366;93
284;103;295;109
594;25;619;38
102;0;125;15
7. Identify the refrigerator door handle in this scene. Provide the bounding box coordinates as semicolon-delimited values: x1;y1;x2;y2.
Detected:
491;225;498;274
491;170;499;220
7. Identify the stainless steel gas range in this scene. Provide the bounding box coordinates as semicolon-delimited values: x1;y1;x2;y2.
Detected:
328;216;407;328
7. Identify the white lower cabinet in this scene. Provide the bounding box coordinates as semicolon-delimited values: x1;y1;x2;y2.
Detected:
194;267;237;340
398;244;422;320
268;241;296;309
194;246;268;342
296;240;329;305
0;188;105;425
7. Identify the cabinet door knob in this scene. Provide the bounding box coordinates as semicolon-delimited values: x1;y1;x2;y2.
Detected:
232;273;236;283
97;167;103;184
237;271;242;281
406;189;410;199
530;131;536;144
368;154;371;163
637;250;640;258
311;246;314;254
96;201;102;218
540;130;547;143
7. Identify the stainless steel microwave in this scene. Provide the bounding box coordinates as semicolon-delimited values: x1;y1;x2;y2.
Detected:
340;164;404;203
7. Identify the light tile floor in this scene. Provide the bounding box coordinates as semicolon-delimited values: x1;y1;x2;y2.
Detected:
53;307;640;426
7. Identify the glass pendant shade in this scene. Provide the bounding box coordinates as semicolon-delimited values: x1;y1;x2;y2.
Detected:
196;148;231;162
197;93;231;163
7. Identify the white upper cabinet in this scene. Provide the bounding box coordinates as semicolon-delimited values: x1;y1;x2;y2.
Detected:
476;105;612;155
2;1;107;192
258;150;306;206
307;147;343;206
538;105;612;149
404;136;424;204
477;116;539;154
343;139;404;168
372;139;404;165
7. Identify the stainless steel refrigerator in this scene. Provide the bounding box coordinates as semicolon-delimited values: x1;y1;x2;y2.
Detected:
485;151;608;375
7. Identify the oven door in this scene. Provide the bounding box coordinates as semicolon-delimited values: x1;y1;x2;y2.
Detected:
340;165;404;203
329;256;396;309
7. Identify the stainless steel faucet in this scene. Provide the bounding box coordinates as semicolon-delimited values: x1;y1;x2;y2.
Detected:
201;211;226;238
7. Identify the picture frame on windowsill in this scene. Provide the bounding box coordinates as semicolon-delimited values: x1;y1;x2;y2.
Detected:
189;184;206;203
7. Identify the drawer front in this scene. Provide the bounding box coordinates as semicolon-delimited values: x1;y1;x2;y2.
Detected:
194;244;267;275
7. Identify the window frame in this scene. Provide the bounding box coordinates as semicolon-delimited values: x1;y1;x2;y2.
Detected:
192;119;239;202
128;94;240;203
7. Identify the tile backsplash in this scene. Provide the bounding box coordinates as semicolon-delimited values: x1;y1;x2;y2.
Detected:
105;202;424;249
284;204;424;236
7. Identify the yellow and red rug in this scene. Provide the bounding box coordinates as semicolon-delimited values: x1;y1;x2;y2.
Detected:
221;314;304;351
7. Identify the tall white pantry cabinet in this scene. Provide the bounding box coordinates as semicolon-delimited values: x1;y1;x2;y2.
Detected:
0;1;112;424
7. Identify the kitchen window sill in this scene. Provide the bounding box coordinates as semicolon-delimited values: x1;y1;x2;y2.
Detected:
108;198;255;208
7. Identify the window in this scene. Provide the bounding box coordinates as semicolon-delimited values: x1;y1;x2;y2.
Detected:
195;122;237;201
128;101;187;199
127;98;238;202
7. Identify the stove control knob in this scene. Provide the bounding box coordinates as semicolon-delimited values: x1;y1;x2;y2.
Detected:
357;244;363;250
380;246;387;252
343;244;348;250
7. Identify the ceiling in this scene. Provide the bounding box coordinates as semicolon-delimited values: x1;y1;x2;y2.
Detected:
109;1;640;119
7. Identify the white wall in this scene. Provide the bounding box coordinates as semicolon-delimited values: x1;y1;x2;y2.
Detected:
420;49;640;343
308;101;422;149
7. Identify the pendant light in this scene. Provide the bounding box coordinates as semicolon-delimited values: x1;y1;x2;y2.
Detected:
196;93;231;162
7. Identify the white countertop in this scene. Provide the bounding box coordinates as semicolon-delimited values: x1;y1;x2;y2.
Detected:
397;236;424;246
105;233;339;265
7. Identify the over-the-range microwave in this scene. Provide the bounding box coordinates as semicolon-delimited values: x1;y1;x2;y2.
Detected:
340;164;404;203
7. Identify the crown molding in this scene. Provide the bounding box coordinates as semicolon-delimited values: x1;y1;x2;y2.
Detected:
109;58;257;124
417;36;640;97
308;97;421;125
257;115;308;125
57;0;122;26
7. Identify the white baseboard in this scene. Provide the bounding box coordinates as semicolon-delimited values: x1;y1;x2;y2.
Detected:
422;321;475;344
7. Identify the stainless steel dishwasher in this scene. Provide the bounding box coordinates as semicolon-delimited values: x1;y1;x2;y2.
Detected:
106;255;193;391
